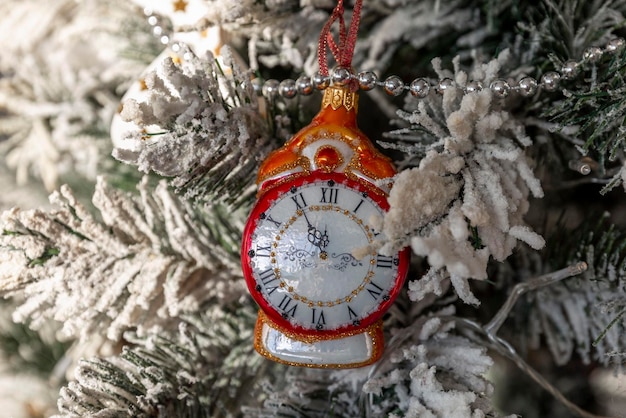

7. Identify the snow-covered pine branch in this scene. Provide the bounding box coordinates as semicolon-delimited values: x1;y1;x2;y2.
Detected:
54;302;264;417
0;0;155;192
0;177;246;345
112;44;273;207
380;53;544;304
523;215;626;368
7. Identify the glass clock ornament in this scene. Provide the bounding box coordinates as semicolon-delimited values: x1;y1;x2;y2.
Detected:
242;84;410;368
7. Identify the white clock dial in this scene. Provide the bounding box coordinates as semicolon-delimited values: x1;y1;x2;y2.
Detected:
246;177;402;332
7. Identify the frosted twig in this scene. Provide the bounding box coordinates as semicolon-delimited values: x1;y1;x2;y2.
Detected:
451;316;614;418
485;261;589;335
552;178;611;189
455;261;615;418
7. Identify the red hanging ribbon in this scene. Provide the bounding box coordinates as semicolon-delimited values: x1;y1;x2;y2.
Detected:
318;0;363;77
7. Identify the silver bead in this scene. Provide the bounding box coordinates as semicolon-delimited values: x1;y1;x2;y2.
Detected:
606;37;625;52
436;78;454;94
560;60;579;80
160;35;170;45
517;77;537;97
153;26;163;36
464;80;483;94
383;75;405;96
583;46;603;63
251;78;263;95
540;71;561;92
147;15;158;25
279;79;297;99
357;71;377;91
295;76;313;95
312;72;330;90
331;67;353;86
409;78;430;98
490;79;510;98
262;79;280;97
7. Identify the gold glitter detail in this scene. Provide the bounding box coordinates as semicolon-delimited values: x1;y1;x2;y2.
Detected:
253;311;384;368
284;128;393;193
257;157;311;186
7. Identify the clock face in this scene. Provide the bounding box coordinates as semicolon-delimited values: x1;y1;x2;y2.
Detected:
242;172;409;336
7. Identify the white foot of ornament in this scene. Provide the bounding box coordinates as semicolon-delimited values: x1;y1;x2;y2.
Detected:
254;312;384;368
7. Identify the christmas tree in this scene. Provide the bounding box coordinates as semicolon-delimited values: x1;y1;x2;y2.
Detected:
1;0;625;416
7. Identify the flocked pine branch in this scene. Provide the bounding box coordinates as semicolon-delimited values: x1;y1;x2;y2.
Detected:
545;46;626;194
112;44;273;208
0;0;154;192
0;176;246;346
238;313;502;418
517;214;626;368
362;315;501;418
379;53;544;305
517;0;626;61
54;302;266;418
512;0;626;192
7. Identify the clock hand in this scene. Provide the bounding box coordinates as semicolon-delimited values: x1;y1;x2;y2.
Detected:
301;210;330;257
307;224;329;249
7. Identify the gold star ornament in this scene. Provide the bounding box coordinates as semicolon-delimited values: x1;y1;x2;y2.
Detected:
172;0;188;12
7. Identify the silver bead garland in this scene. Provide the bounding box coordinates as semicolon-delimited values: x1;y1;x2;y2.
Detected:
253;31;624;100
141;8;625;102
255;35;624;100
